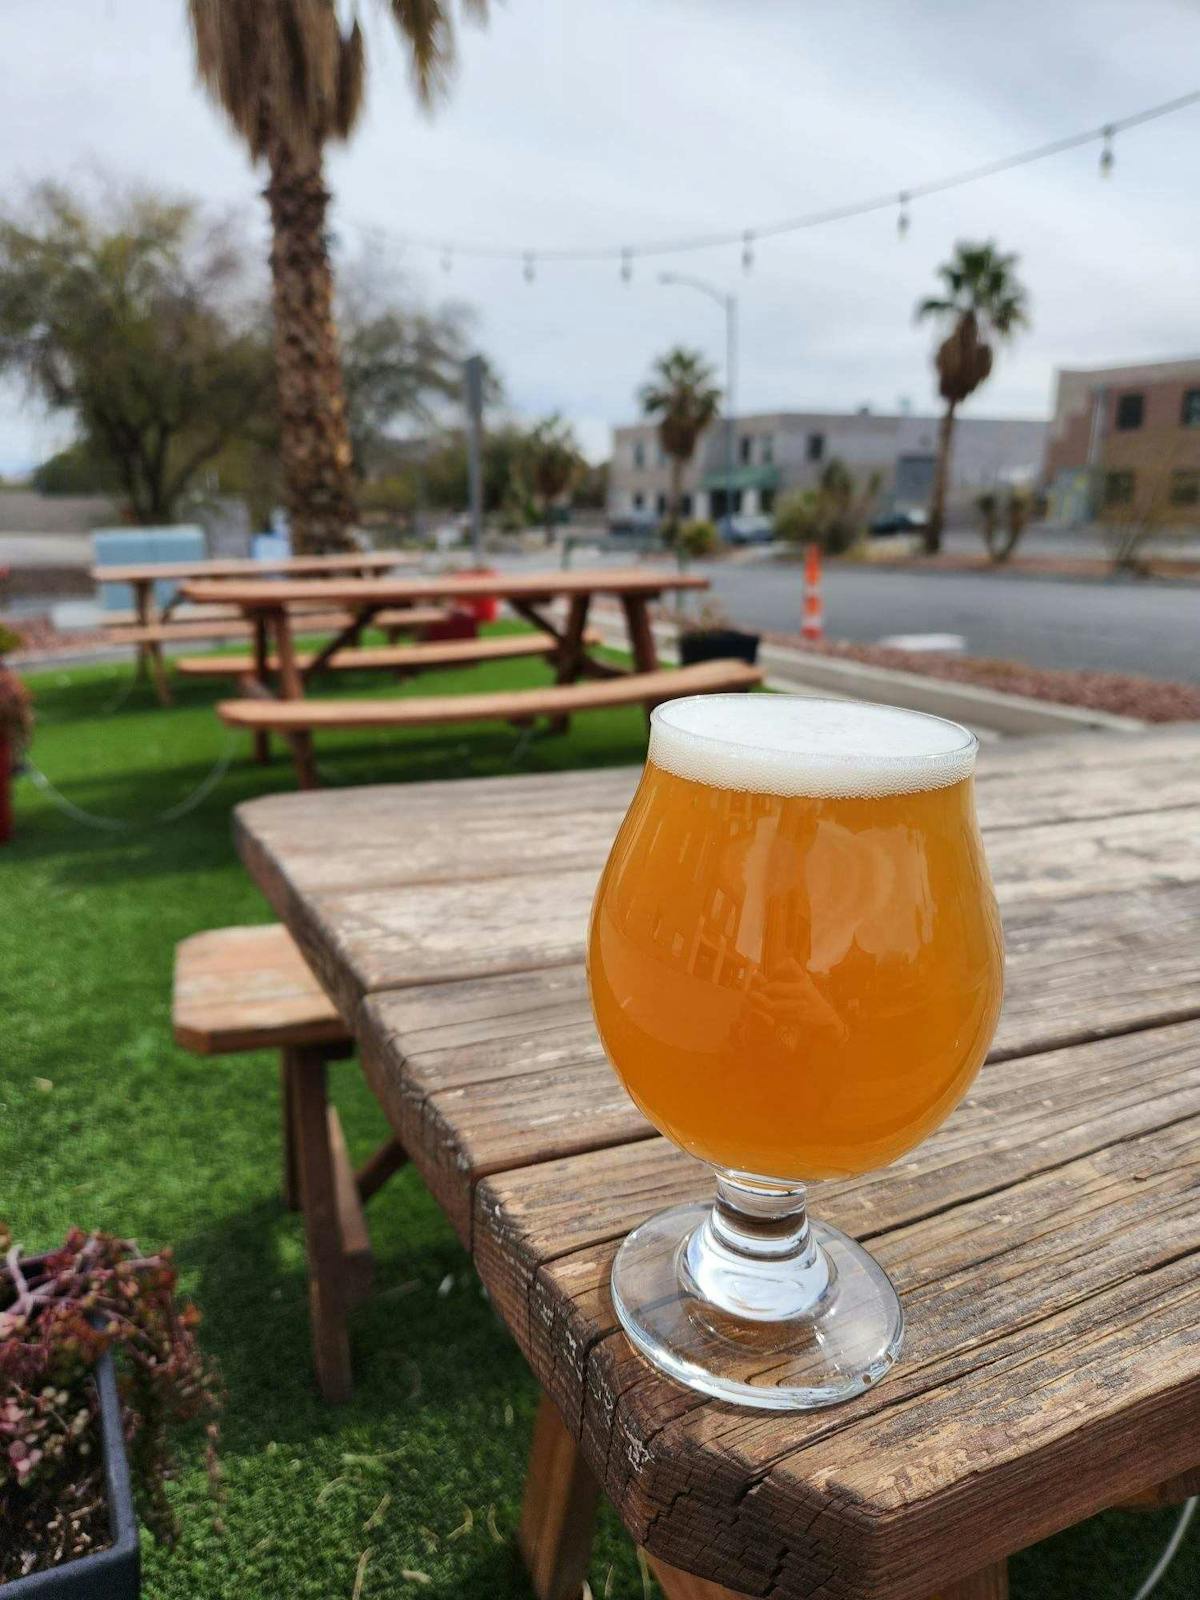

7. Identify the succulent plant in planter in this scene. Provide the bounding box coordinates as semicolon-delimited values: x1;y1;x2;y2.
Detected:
1;1226;221;1592
677;600;761;668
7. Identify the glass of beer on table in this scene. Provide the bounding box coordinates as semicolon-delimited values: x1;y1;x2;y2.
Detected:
587;695;1004;1409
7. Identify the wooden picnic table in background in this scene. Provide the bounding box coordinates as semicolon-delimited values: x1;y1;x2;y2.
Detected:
182;566;711;787
92;549;419;702
232;724;1200;1600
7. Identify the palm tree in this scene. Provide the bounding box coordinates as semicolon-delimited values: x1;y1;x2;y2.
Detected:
638;348;721;536
187;0;486;552
915;242;1029;554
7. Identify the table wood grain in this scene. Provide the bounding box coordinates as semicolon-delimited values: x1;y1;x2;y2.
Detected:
233;725;1200;1600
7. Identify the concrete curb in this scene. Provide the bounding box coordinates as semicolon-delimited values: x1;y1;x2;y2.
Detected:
588;611;1146;738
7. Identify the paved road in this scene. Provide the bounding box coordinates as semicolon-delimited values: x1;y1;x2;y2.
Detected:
699;558;1200;683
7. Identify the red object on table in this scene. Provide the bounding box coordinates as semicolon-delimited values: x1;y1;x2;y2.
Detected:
456;567;500;624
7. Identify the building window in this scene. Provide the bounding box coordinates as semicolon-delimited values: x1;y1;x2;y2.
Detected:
1181;389;1200;427
1169;469;1200;506
807;432;824;462
1104;470;1135;506
1114;392;1144;431
656;444;667;468
633;491;644;510
739;435;752;465
656;492;667;515
633;441;645;469
680;493;693;516
761;435;774;465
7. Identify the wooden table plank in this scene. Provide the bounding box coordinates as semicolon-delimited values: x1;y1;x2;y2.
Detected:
183;565;710;609
241;798;1200;1021
92;550;416;584
357;876;1200;1243
472;1023;1200;1598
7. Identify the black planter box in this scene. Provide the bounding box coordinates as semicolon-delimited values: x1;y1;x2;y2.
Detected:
678;628;761;667
7;1352;140;1598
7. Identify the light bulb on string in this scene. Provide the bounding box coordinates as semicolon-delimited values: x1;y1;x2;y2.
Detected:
742;230;755;273
621;247;633;283
897;192;911;240
1100;126;1115;178
523;251;536;284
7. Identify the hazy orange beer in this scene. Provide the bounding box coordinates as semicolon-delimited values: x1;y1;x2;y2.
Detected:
589;756;1003;1181
587;696;1004;1410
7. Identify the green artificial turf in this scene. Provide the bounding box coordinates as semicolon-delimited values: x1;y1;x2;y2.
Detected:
1;642;1195;1600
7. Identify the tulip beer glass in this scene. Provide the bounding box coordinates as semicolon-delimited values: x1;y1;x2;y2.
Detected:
587;696;1004;1409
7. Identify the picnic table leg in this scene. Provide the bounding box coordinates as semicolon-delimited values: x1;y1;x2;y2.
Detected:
131;577;171;704
548;594;592;735
620;594;658;671
251;613;271;764
646;1556;1009;1600
620;594;659;728
286;1043;353;1403
270;609;319;790
518;1393;600;1600
133;579;151;685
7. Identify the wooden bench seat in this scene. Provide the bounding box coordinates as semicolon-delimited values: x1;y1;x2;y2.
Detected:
218;658;763;734
175;629;592;680
172;924;405;1402
173;923;347;1052
108;607;448;647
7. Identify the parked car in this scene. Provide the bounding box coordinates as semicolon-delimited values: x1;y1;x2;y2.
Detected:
608;510;662;540
870;508;928;537
721;514;775;546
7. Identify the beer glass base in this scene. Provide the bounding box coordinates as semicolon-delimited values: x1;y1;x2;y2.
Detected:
611;1201;903;1411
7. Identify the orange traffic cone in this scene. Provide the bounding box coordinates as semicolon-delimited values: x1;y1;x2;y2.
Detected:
802;543;824;642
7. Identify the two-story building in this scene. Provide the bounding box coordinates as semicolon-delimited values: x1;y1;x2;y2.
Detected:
1043;358;1200;524
609;408;1047;524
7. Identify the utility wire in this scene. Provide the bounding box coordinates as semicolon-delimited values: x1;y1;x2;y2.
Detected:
356;88;1200;266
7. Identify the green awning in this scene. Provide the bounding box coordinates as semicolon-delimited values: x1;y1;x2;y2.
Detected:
700;465;781;492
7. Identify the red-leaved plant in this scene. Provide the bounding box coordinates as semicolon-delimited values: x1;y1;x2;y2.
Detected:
0;1225;221;1582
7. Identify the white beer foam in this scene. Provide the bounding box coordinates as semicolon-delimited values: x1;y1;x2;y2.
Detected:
649;695;976;798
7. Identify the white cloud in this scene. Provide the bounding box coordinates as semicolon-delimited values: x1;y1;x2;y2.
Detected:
2;0;1199;471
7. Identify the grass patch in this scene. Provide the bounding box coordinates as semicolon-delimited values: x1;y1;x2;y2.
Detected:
2;642;1194;1598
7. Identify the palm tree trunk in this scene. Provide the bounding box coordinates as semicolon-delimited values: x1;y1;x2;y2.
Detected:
926;401;957;554
264;141;358;554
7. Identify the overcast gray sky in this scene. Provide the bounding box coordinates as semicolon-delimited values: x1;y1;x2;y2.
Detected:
3;0;1199;469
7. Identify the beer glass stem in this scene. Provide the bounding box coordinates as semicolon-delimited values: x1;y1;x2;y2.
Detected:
681;1170;831;1322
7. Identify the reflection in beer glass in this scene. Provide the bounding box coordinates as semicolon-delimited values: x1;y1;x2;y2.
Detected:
588;696;1003;1409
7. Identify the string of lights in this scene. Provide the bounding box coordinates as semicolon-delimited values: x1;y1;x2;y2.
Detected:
353;88;1200;280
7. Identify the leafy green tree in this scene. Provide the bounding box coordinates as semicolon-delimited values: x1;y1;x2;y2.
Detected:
521;414;585;540
188;0;489;552
915;241;1029;553
0;184;272;523
337;248;502;479
638;347;721;533
31;439;120;496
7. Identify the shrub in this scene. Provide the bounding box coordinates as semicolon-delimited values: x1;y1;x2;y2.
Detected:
774;459;880;555
676;518;719;560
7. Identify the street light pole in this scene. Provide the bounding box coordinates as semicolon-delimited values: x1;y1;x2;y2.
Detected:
659;272;738;529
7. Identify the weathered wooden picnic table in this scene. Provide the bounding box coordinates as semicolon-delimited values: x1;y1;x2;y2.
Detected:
232;723;1200;1600
184;567;716;788
94;550;418;702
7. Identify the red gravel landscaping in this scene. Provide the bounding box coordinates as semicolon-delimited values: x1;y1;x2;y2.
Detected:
767;634;1200;723
5;615;112;659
